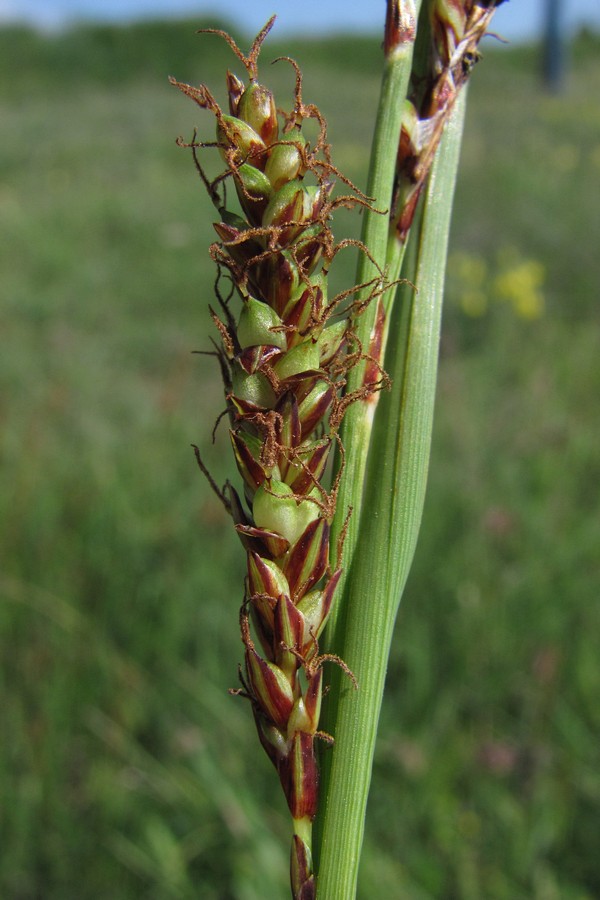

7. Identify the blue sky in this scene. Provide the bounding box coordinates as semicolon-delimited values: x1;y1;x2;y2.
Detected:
1;0;599;42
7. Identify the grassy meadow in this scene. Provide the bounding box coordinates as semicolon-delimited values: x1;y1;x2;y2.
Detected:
1;18;599;899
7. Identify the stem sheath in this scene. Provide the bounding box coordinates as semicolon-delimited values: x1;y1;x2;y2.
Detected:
326;0;421;653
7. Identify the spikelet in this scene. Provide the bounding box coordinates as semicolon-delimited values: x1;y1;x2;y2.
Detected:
392;0;507;240
171;17;382;898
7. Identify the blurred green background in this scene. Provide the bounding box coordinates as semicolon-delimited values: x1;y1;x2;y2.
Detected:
1;18;599;899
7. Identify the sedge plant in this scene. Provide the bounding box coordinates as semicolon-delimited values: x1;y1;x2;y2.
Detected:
171;2;503;896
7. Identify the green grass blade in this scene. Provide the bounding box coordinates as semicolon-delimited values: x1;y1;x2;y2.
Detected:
315;93;467;899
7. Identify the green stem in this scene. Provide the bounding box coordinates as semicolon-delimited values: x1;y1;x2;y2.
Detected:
326;1;421;647
315;92;467;899
315;3;421;875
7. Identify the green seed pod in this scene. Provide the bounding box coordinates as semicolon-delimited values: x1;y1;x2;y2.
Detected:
281;271;327;338
256;718;288;758
237;82;279;146
297;380;334;437
252;481;320;546
237;297;286;350
217;114;267;168
237;162;273;200
248;552;291;602
262;181;322;244
262;179;305;227
219;208;249;231
287;693;312;737
235;163;273;222
317;319;348;366
273;340;320;381
296;571;339;656
237;345;282;376
296;589;327;643
232;365;277;409
286;672;323;739
264;128;307;191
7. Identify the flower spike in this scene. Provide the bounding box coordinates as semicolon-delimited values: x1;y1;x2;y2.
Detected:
173;19;381;898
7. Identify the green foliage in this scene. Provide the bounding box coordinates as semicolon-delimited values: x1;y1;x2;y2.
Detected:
1;19;599;899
